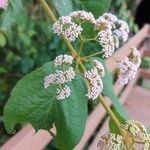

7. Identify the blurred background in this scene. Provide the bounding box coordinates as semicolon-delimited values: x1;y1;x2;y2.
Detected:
0;0;150;149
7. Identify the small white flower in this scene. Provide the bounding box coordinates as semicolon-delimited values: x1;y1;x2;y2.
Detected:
117;57;138;85
54;54;74;66
93;59;105;77
60;16;72;24
118;20;130;34
98;30;115;58
70;10;95;23
113;29;122;37
53;16;82;41
131;47;140;58
54;70;67;84
113;35;120;49
63;23;83;42
103;13;118;24
56;85;71;100
120;120;148;143
53;21;62;35
86;81;103;100
84;67;103;100
95;17;112;30
64;67;76;82
44;74;56;89
97;133;123;150
131;47;141;67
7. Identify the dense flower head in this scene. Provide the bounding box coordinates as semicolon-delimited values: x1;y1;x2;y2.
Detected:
53;11;129;57
69;10;95;23
97;133;123;150
63;23;83;42
95;17;112;31
92;59;105;77
117;47;141;85
98;120;150;150
84;60;105;100
98;30;115;58
130;47;141;67
117;57;138;85
54;54;73;66
113;20;129;43
53;16;83;42
44;54;75;100
103;13;118;24
120;120;148;142
56;85;71;100
0;0;8;10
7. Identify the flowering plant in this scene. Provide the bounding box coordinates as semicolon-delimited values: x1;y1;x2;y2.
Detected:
1;0;150;149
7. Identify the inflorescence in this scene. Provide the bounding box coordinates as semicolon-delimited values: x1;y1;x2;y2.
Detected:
84;59;105;100
98;120;150;150
53;11;129;58
44;54;75;100
117;47;141;85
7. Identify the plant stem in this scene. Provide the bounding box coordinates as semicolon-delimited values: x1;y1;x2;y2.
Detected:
83;51;104;59
38;0;57;22
98;95;121;129
38;0;78;58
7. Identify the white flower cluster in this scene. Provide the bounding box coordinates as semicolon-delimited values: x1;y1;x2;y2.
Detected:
70;10;95;23
98;30;115;58
121;120;150;149
98;120;150;150
44;54;75;100
120;120;148;141
97;133;123;150
95;13;129;58
53;10;96;42
56;85;71;100
117;47;141;85
84;60;105;100
54;54;73;66
53;11;129;57
53;16;83;42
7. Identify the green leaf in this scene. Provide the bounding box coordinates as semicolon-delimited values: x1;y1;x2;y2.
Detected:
81;0;111;18
4;62;88;149
1;0;23;29
52;0;73;16
102;69;128;120
93;57;128;120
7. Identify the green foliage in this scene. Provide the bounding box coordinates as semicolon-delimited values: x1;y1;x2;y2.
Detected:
52;0;73;16
4;61;88;149
141;57;150;69
0;2;61;145
73;0;111;18
0;0;23;29
102;70;128;120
